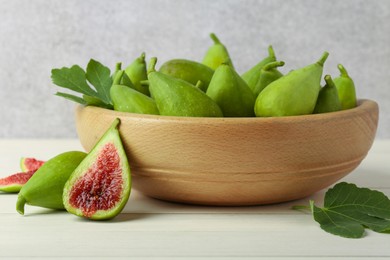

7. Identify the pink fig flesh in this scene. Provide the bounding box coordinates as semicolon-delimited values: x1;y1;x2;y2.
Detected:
63;118;131;220
0;170;36;193
67;143;126;218
20;158;45;172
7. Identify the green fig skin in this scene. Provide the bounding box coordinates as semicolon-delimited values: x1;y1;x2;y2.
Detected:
113;70;125;85
159;59;214;92
206;64;256;117
251;60;284;97
241;45;277;91
120;72;135;89
113;69;135;90
16;151;87;215
313;75;342;114
63;119;131;220
202;33;233;70
255;52;329;117
148;58;223;117
110;84;159;115
124;52;150;96
333;64;357;110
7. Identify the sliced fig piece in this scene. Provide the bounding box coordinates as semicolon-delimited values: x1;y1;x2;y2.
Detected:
20;157;45;172
63;118;131;220
0;170;36;193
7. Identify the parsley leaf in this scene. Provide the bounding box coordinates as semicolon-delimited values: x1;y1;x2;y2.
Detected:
51;65;97;97
86;59;113;104
301;182;390;238
83;95;113;109
51;59;113;108
55;92;87;105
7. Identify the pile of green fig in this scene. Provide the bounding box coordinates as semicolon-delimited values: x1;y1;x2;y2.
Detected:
52;33;357;118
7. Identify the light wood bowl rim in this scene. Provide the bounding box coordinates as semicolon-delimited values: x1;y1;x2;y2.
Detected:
76;99;376;123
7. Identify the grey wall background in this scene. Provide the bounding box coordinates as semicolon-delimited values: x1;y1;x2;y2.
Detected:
0;0;389;138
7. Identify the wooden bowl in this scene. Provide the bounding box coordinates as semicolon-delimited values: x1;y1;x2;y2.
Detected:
75;99;379;206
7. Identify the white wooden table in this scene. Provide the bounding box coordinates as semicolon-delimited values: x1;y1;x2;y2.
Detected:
0;139;389;259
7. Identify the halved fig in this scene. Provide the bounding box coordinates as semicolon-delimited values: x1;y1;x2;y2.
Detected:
63;118;131;220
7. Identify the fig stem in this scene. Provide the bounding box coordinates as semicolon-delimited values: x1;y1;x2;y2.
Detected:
268;45;276;59
147;57;158;75
110;118;121;130
113;70;124;85
195;80;204;89
338;64;349;77
316;51;329;67
263;60;285;71
324;74;336;89
140;52;146;61
291;205;311;213
140;80;149;86
115;62;122;72
210;33;221;44
16;194;26;215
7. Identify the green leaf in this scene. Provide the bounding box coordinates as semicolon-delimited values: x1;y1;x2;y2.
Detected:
310;182;390;238
83;95;113;109
51;65;97;97
86;59;113;104
55;92;87;105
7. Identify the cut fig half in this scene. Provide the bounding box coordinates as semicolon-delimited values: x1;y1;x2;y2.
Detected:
0;157;45;193
63;118;131;220
20;157;45;172
0;170;36;193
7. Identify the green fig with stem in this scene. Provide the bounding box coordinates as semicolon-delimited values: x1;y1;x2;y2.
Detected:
147;57;223;117
202;33;233;70
255;52;329;117
251;60;285;97
110;84;159;115
159;59;214;92
16;151;87;215
206;62;256;117
313;75;342;113
333;64;357;110
241;45;277;90
124;52;150;96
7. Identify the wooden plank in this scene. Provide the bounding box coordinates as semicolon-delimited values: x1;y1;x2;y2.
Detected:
0;213;389;258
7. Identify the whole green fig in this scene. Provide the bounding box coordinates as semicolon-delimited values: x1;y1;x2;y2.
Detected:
255;52;329;117
202;33;233;70
333;64;357;110
242;45;277;91
124;52;150;96
159;59;214;92
313;75;342;114
16;151;87;215
206;63;255;117
110;84;159;115
251;60;284;97
148;57;223;117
